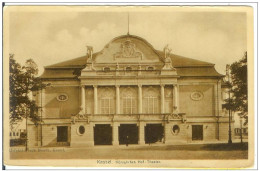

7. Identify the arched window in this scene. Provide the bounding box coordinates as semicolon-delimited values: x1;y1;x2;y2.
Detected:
123;95;136;114
121;87;137;114
144;96;158;114
101;97;112;114
143;86;159;114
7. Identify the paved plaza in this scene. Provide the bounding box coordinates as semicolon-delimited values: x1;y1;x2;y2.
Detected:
9;142;248;160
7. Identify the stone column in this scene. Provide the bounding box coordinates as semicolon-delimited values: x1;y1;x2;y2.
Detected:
161;84;165;114
112;123;119;145
80;85;86;114
138;84;142;114
164;123;168;144
174;85;179;111
138;122;145;145
214;84;218;116
116;85;120;114
41;88;46;118
218;80;222;115
93;85;98;114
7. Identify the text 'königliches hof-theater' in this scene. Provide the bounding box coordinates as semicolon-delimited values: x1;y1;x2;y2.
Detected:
28;34;233;147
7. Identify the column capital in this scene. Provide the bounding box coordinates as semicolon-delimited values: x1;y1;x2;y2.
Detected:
160;84;165;87
93;85;98;88
138;84;142;88
115;85;120;88
80;85;85;88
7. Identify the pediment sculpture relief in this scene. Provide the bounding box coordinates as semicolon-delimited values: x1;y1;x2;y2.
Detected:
114;39;143;60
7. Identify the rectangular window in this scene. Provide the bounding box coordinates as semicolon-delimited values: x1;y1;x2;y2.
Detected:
144;97;158;114
192;125;203;140
123;97;136;114
101;98;112;114
57;126;68;142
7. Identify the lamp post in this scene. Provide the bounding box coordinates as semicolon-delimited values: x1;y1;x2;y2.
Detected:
228;88;232;144
226;64;232;144
239;114;243;144
25;77;29;152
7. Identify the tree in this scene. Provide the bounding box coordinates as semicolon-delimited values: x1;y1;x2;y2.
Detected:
9;54;44;129
223;52;248;125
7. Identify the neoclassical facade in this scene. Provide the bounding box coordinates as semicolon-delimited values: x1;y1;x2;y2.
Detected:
28;34;233;147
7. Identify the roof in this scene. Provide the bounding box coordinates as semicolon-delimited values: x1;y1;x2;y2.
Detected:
176;67;223;77
40;69;78;79
41;34;222;78
45;51;214;69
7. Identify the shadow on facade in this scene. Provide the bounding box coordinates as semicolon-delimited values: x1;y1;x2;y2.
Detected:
145;124;164;144
119;124;138;145
94;124;112;145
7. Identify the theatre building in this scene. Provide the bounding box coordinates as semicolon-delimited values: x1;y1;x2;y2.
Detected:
27;34;234;147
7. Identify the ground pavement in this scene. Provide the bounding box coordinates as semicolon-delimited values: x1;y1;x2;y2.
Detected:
9;142;248;160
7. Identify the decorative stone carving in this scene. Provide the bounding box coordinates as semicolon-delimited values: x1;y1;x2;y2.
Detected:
86;46;93;60
84;45;95;71
190;91;204;101
162;44;175;70
166;107;186;123
163;44;172;59
114;39;143;60
56;93;68;102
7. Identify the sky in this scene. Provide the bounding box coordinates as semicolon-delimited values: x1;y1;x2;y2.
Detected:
7;6;247;75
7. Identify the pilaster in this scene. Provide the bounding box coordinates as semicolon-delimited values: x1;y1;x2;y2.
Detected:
138;122;145;145
116;85;120;114
93;85;98;114
138;84;142;114
161;84;165;114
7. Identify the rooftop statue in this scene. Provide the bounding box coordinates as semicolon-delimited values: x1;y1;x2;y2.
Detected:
162;44;174;70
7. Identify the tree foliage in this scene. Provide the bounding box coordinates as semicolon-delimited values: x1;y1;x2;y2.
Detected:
223;52;248;125
9;54;45;129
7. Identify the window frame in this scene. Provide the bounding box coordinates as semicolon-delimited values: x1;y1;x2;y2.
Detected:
100;97;112;114
123;96;136;114
144;96;158;114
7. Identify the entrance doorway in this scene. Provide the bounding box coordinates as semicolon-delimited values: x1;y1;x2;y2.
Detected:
57;126;68;142
119;124;138;145
145;124;164;144
94;124;112;145
192;125;203;140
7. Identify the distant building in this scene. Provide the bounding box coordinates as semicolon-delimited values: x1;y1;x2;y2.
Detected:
234;113;248;138
27;34;234;147
10;119;26;140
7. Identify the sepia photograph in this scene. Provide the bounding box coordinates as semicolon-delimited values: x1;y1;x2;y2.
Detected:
3;5;254;168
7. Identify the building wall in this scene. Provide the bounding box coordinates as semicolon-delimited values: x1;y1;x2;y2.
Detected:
42;123;71;147
219;122;234;141
179;85;214;116
27;124;38;147
165;122;187;144
44;86;80;118
85;86;94;114
71;122;94;147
